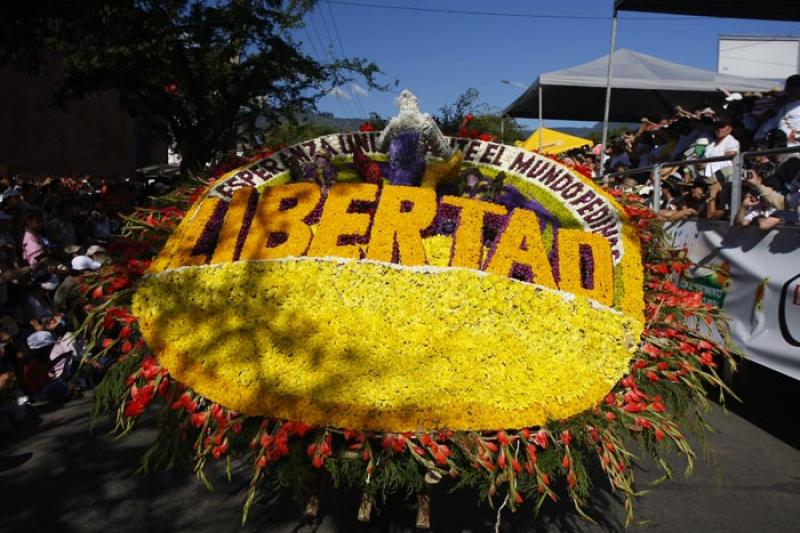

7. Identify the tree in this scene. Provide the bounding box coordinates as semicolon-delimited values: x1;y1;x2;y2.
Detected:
435;88;525;145
0;1;384;175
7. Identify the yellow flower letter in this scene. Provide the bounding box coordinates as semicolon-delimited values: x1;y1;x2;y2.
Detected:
240;183;321;260
308;183;379;259
367;185;437;266
441;196;507;269
485;209;557;290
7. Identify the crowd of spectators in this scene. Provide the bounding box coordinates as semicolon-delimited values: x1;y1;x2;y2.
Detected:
0;174;135;436
567;73;800;227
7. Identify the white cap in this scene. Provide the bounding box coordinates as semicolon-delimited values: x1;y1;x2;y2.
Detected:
86;245;107;256
71;255;102;271
725;93;743;102
27;331;56;350
64;244;81;255
695;137;710;146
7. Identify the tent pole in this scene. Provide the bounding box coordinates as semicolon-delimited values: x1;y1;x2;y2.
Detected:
600;10;618;182
538;85;543;152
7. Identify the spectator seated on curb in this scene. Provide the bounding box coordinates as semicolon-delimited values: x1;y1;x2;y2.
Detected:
54;255;102;313
23;331;69;403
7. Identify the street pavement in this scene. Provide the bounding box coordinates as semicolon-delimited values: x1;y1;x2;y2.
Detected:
2;385;800;533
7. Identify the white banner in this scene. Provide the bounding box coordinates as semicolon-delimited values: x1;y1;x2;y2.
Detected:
668;220;800;380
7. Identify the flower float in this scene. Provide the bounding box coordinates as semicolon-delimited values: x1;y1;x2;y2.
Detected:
90;91;737;527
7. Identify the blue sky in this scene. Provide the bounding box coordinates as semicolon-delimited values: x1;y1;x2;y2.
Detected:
300;0;800;128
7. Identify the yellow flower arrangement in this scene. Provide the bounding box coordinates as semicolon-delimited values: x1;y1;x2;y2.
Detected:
133;258;641;431
484;209;557;290
440;195;507;269
365;185;437;266
557;229;614;307
308;184;377;259
148;197;221;273
210;187;253;264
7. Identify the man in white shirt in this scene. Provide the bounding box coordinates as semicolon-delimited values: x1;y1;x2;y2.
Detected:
703;116;740;179
778;74;800;147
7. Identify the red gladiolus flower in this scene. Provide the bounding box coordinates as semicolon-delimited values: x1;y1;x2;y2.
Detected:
623;402;647;413
561;430;573;446
525;443;537;462
191;412;207;428
497;431;510;446
170;392;196;413
562;455;571;469
124;384;154;418
567;470;577;489
655;429;665;442
312;454;324;468
534;430;549;449
212;441;229;460
157;378;170;397
514;492;524;504
92;286;104;300
119;325;132;339
141;356;160;379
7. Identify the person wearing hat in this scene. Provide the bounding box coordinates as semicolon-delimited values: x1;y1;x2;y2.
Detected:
86;244;108;265
53;255;102;313
22;330;69;402
703;116;740;179
23;271;63;333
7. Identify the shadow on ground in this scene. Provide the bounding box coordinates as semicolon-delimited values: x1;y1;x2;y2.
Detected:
2;366;800;533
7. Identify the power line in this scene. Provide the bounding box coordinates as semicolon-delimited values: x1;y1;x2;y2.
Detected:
320;1;697;21
323;1;369;119
307;10;355;118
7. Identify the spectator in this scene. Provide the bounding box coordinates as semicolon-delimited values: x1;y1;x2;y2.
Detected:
703;116;740;179
777;74;800;147
54;255;101;313
736;186;781;231
21;211;47;267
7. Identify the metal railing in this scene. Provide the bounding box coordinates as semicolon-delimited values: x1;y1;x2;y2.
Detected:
601;145;800;225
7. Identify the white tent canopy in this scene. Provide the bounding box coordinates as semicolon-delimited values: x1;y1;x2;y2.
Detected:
504;49;780;122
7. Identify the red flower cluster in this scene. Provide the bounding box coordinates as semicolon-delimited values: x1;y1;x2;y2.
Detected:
457;114;496;142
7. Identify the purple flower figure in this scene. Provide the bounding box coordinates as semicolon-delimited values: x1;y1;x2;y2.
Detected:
289;150;337;189
379;131;427;186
